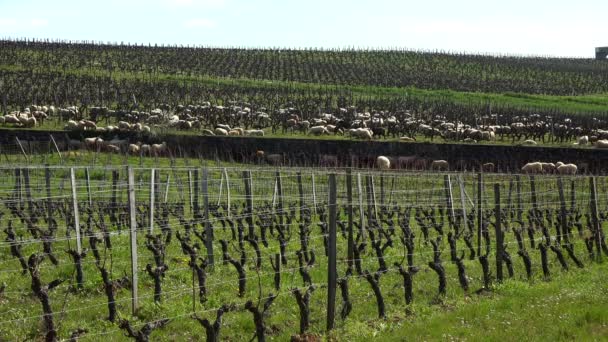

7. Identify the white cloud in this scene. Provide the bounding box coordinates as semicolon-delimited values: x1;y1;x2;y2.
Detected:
183;18;216;28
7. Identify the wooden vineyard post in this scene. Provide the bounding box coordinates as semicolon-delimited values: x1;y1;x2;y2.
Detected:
45;166;52;230
202;168;214;266
23;168;32;218
477;173;483;256
127;167;139;314
327;173;337;331
188;170;194;216
557;177;568;244
223;168;231;218
164;174;171;203
276;170;284;230
494;183;504;282
193;169;200;218
15;137;28;163
312;173;317;215
444;175;455;232
111;169;119;218
297;172;304;221
346;169;354;268
243;170;254;239
85;167;92;207
589;177;603;262
380;175;385;207
15;168;22;211
149;168;155;233
70;168;82;254
458;175;468;233
49;134;63;164
370;175;378;223
516;175;523;222
357;172;365;240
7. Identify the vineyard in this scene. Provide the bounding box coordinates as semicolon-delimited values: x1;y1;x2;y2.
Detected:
0;166;607;340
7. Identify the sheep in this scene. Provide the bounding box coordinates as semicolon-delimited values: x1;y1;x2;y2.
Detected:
244;129;265;137
376;156;391;170
216;124;231;131
557;163;577;175
555;161;565;168
523;139;537;145
129;144;140;155
308;126;329;136
521;162;543;174
105;144;121;153
201;129;215;136
118;121;132;131
594;140;608;148
541;162;556;174
577;136;589;145
19;115;36;128
151;142;167;156
431;160;449;171
140;144;151;155
84;137;103;150
214;128;228;136
228;129;241;136
482;163;495;172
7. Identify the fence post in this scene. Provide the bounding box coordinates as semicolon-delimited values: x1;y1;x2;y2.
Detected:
23;168;32;218
516;175;522;222
357;172;365;240
188;170;194;216
202;168;214;265
149;168;155;233
127;167;139;315
15;137;28;163
85;167;92;207
327;173;337;331
494;183;503;282
276;171;283;230
193;169;200;218
45;166;52;230
14;168;22;211
311;173;317;215
111;169;119;217
589;177;603;262
557;177;568;244
243;170;254;239
444;175;455;232
49;134;63;164
164;174;171;203
297;172;304;221
70;168;82;254
458;175;468;234
477;173;483;257
346;169;354;268
223;168;231;218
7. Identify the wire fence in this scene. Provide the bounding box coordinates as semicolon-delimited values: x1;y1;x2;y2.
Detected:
0;166;606;341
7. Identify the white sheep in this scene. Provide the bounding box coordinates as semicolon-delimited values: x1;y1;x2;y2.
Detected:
521;162;543;173
431;160;449;171
595;140;608;148
201;129;215;136
399;136;415;142
308;126;329;136
129;144;140;155
151;142;167;156
523;139;537;145
555;161;564;168
228;129;241;136
376;156;391;170
105;144;121;153
577;136;589;145
541;162;556;174
214;128;228;136
216;124;231;131
245;129;265;137
141;144;151;155
557;163;577;175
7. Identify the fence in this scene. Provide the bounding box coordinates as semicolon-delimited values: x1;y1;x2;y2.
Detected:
0;166;606;340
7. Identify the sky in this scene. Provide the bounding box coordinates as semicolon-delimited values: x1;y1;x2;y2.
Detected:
0;0;606;57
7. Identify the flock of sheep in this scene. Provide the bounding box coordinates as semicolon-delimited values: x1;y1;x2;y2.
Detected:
375;156;578;175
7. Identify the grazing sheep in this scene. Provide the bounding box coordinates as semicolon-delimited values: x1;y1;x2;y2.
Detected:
308;126;329;136
594;140;608;148
84;137;103;150
201;129;215;136
19;115;36;128
129;144;140;155
431;160;449;171
214;128;228;136
140;144;151;155
245;129;265;137
557;163;577;175
521;162;543;174
399;136;415;142
523;139;537;145
482;162;495;172
151;142;167;156
376;156;391;170
228;129;241;136
216;124;231;131
105;144;121;153
118;121;131;131
577;136;589;145
541;162;556;173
